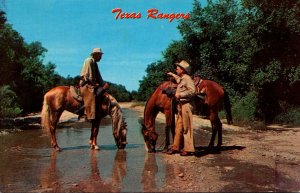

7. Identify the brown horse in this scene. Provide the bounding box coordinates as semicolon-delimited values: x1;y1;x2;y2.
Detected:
141;76;232;153
141;80;177;153
41;86;127;151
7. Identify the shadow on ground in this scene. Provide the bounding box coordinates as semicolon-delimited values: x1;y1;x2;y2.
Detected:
195;145;246;157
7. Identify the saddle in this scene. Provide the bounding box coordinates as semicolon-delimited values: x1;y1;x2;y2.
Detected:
70;85;111;119
70;86;83;102
194;76;206;100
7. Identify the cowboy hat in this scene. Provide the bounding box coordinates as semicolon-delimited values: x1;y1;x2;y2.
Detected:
175;60;191;74
92;48;104;54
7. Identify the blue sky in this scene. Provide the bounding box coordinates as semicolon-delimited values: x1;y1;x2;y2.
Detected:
3;0;205;91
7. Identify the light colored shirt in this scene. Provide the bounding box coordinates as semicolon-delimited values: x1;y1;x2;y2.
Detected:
80;57;104;86
174;74;195;100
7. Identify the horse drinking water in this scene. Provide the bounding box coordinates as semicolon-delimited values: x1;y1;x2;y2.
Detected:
141;75;232;153
41;86;127;151
141;80;177;153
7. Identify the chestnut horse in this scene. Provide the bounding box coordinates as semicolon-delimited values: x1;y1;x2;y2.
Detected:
141;80;177;153
41;86;127;151
141;76;233;153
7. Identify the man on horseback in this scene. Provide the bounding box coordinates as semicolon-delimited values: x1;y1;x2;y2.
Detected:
166;60;196;156
79;47;109;121
79;47;111;150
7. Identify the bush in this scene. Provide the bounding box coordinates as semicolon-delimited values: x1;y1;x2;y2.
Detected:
108;82;132;102
0;85;22;117
232;91;259;124
274;107;300;126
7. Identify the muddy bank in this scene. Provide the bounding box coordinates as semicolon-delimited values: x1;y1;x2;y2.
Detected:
127;102;300;192
0;114;41;130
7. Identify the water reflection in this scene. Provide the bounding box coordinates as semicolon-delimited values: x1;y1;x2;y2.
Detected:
141;153;158;191
39;151;62;192
73;150;127;192
111;150;127;190
1;107;172;192
39;150;127;192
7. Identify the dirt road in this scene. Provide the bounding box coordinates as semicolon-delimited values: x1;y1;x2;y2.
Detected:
126;102;300;192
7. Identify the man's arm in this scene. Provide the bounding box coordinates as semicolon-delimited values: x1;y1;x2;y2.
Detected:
80;58;93;82
167;72;180;83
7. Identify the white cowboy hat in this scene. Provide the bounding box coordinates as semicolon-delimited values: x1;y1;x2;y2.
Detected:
175;60;191;74
92;48;104;54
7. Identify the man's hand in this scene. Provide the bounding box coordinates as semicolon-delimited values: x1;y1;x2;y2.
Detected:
167;72;175;77
103;83;110;90
175;93;180;99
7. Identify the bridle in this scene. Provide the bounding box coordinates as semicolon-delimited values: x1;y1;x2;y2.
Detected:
193;76;203;87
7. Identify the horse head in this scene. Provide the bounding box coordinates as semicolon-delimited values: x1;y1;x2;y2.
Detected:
141;122;158;153
115;120;128;149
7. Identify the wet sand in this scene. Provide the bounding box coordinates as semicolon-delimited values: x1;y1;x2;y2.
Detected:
124;102;300;192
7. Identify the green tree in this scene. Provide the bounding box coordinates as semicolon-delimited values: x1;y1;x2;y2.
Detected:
241;0;300;121
108;82;132;102
0;10;63;113
137;61;170;101
138;0;300;123
0;85;22;117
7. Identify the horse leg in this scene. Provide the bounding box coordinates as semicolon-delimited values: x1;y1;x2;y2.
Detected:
208;111;218;149
163;125;171;152
50;110;63;151
208;111;222;151
90;119;101;150
216;117;222;149
89;127;93;145
162;108;174;152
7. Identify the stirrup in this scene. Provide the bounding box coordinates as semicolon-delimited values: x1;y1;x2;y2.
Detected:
78;114;87;121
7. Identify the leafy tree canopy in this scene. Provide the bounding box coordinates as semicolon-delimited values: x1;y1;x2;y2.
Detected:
137;0;300;122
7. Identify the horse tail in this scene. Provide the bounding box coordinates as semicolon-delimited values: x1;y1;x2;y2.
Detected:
41;94;51;132
223;90;233;125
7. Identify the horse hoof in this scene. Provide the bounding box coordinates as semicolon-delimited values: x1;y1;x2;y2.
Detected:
206;146;214;152
90;145;100;150
118;144;126;149
148;149;156;153
54;146;61;152
216;146;222;151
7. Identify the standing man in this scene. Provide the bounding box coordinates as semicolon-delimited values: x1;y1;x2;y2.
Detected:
79;47;109;121
166;60;196;156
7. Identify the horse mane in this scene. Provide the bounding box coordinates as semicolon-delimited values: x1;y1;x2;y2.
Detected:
139;118;146;134
143;80;176;124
